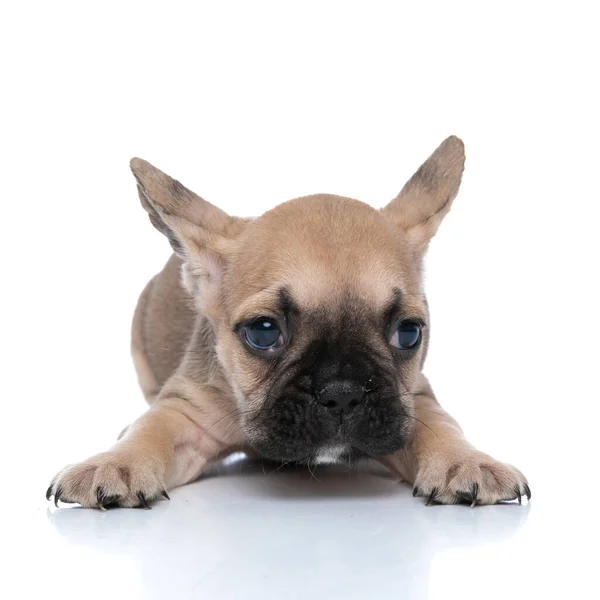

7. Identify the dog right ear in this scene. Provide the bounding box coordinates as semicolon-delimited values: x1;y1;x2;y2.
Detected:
130;158;244;259
130;158;246;311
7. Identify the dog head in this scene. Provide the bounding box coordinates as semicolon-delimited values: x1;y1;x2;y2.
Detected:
131;136;465;461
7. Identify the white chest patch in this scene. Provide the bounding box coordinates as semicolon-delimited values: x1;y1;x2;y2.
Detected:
314;445;348;465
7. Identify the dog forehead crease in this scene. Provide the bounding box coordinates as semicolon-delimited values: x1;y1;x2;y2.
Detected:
225;255;420;322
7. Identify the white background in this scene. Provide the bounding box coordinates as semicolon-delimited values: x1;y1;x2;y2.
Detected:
1;2;599;599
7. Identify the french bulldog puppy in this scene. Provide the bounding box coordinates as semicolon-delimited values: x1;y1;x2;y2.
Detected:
47;136;530;509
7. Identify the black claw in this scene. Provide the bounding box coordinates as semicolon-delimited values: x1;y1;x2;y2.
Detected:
413;486;420;497
425;488;438;506
46;485;53;501
524;483;531;500
471;483;479;507
97;486;121;508
515;485;522;505
161;490;170;500
136;492;152;510
54;486;62;507
96;486;106;509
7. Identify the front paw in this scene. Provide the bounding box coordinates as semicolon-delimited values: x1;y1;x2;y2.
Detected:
413;448;530;506
46;450;170;509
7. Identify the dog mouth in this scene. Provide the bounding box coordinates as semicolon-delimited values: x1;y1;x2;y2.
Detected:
244;392;409;462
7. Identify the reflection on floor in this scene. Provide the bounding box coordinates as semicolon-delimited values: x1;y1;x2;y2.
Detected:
40;455;534;600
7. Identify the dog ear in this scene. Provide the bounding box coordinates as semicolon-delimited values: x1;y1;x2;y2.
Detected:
382;136;465;252
130;158;245;311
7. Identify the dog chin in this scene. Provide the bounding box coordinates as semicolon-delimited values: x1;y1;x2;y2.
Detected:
313;445;349;465
248;432;406;464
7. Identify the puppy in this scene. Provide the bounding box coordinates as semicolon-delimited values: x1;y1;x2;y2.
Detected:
47;136;530;509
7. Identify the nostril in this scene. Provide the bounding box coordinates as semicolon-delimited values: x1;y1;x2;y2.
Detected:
316;379;364;413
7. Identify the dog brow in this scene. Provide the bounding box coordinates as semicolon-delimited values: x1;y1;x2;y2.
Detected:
383;287;403;325
277;287;299;320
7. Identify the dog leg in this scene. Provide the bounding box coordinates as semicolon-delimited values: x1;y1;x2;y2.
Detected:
379;375;530;506
46;393;243;508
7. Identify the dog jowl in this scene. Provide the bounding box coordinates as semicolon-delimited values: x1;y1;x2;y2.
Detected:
47;136;531;508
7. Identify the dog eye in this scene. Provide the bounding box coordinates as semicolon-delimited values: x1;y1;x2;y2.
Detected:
244;318;283;350
390;320;422;349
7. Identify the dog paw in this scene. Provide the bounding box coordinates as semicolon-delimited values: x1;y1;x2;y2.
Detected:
412;448;530;506
46;450;170;509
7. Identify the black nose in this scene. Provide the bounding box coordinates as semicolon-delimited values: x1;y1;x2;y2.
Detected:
317;379;364;413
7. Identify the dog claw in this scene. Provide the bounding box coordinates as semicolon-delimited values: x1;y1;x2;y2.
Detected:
161;490;170;500
136;492;152;510
96;486;121;509
515;485;522;505
456;483;479;507
425;488;438;506
46;485;53;501
470;483;479;508
524;484;531;500
412;486;420;497
54;486;62;507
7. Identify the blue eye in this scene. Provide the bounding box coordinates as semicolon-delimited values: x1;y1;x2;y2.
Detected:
390;321;422;349
244;319;282;350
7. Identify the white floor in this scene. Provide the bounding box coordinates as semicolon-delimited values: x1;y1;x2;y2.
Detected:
10;452;594;600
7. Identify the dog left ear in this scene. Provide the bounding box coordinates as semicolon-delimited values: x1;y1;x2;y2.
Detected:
382;135;465;253
130;158;246;312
